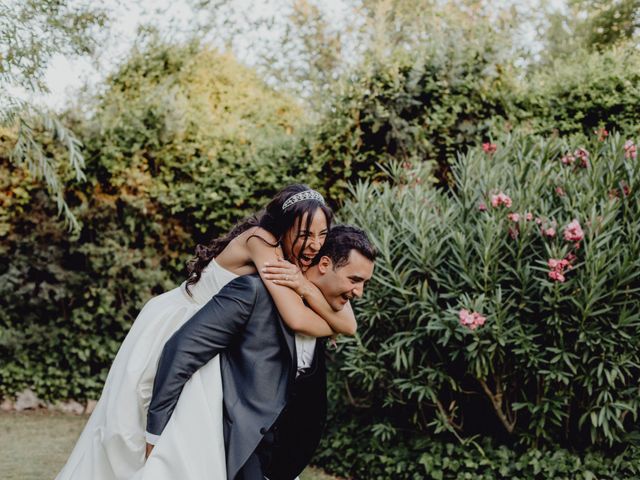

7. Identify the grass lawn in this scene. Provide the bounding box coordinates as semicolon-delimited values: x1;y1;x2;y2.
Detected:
0;411;339;480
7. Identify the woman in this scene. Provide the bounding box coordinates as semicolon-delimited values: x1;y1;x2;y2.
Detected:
56;184;355;480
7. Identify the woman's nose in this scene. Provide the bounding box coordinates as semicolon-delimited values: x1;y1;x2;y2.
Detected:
308;236;321;251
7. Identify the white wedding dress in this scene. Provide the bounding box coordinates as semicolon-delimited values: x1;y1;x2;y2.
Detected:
56;259;238;480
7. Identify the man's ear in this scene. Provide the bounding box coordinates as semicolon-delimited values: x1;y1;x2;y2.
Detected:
317;256;332;274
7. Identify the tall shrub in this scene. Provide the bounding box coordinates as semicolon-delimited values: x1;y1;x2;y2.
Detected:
512;45;640;137
333;131;640;452
293;28;517;203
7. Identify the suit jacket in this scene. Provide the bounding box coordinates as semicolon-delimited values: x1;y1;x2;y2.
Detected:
147;274;326;480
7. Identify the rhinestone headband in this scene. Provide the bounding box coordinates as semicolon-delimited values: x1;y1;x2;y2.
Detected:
282;190;325;211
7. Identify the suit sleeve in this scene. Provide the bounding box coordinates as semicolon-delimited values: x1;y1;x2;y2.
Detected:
146;275;258;438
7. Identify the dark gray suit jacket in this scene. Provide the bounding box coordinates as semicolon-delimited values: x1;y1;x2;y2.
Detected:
147;274;320;480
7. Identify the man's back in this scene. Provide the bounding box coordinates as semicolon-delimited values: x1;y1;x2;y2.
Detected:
147;274;296;479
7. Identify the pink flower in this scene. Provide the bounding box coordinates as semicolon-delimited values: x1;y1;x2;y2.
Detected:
508;226;519;239
535;217;543;225
473;313;486;328
563;219;584;242
624;140;637;159
548;257;571;283
555;186;565;197
574;148;590;168
561;154;575;166
459;309;486;330
491;192;512;208
482;143;497;154
507;212;520;222
548;270;565;282
542;227;556;238
478;202;487;212
621;181;631;196
525;212;533;222
459;309;472;324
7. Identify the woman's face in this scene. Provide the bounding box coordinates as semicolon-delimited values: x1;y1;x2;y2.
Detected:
282;208;329;270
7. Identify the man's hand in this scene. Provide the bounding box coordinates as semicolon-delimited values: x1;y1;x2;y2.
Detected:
145;442;154;459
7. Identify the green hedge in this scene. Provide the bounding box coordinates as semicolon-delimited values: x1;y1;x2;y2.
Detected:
316;418;640;480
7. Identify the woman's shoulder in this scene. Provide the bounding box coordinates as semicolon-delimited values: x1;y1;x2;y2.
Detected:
215;226;279;274
242;226;278;247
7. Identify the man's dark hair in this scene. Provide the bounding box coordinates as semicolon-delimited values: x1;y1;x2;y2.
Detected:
312;224;377;268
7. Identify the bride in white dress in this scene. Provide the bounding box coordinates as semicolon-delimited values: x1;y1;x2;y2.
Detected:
56;185;359;480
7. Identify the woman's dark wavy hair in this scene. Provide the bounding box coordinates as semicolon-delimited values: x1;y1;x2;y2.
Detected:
185;184;333;295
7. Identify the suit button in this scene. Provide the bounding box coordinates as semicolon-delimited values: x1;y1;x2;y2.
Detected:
260;427;267;434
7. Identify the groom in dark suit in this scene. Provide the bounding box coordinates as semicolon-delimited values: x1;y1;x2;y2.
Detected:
145;225;376;480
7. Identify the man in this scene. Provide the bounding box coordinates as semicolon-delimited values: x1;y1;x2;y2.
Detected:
145;225;377;480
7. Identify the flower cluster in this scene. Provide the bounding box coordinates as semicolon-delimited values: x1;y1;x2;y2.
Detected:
574;148;589;168
491;192;512;208
561;148;590;168
545;220;584;282
539;218;557;238
547;258;572;283
561;153;574;166
624;140;637;159
482;142;497;154
459;309;486;330
563;219;584;243
508;212;533;222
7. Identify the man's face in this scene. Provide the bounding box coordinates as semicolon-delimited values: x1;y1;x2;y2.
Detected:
312;250;375;311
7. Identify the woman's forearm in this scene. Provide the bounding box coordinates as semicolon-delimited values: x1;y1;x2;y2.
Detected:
299;281;357;335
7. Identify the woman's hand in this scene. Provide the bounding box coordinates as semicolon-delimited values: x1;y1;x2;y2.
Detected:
262;258;308;297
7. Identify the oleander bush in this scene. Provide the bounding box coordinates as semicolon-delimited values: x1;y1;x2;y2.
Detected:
329;130;640;464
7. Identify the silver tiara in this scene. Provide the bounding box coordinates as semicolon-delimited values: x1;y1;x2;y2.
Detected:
282;190;325;210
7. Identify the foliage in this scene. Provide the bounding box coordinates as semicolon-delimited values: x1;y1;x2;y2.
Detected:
336;131;640;448
292;29;516;203
512;45;640;137
0;0;107;228
316;417;640;480
187;0;524;112
540;0;639;63
88;39;304;240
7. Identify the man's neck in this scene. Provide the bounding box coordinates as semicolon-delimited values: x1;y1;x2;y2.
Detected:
305;266;322;286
